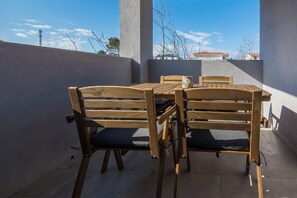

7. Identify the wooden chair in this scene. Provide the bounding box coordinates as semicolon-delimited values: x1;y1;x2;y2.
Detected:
160;75;183;84
198;76;233;86
157;75;185;113
174;88;263;198
69;86;176;198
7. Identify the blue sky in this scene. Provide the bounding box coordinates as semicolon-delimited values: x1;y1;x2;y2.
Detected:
0;0;260;57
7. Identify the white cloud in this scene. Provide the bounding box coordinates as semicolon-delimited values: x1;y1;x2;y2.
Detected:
212;32;224;42
23;19;40;23
43;37;86;51
189;31;212;38
74;28;92;36
25;23;51;29
217;38;224;42
175;30;225;52
12;28;26;32
12;29;38;37
57;28;73;33
49;31;58;35
27;30;38;35
15;33;28;38
177;30;210;44
212;32;221;35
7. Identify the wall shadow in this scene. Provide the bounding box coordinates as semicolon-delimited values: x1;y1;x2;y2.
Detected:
274;105;297;153
227;60;263;84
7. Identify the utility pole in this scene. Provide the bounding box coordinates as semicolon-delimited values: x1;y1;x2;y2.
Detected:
39;30;42;46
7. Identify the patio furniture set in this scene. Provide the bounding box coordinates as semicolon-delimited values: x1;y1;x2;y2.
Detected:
67;75;271;198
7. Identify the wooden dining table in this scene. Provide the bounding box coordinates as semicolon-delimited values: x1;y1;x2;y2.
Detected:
131;83;271;101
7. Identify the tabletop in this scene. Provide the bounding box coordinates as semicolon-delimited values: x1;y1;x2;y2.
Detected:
131;83;272;101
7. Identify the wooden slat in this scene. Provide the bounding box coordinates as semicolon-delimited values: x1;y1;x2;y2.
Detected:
201;76;231;81
187;101;252;111
85;110;147;119
199;76;233;86
130;83;271;102
84;119;148;128
163;75;183;81
163;80;182;84
79;86;144;99
186;88;252;100
250;91;262;163
68;87;82;113
144;88;160;158
187;111;251;121
187;121;251;131
83;99;146;109
175;88;188;158
202;81;231;84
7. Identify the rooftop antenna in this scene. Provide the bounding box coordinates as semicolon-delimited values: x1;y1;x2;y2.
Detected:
39;29;42;46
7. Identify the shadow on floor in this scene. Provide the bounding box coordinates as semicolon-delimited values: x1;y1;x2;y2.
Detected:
11;130;297;198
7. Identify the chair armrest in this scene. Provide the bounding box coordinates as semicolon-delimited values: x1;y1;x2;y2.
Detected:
66;114;75;123
157;104;176;124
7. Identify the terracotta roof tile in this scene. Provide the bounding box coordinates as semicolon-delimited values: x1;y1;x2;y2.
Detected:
249;52;260;57
193;51;229;56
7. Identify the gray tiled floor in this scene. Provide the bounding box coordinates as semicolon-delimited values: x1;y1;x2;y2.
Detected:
11;130;297;198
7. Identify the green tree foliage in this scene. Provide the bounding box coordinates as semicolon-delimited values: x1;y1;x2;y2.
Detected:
97;50;107;55
106;37;120;56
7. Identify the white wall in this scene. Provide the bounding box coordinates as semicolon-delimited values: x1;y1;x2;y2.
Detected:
149;60;263;88
261;0;297;152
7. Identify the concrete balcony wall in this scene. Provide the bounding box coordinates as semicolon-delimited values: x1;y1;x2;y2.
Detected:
149;60;263;88
0;42;132;197
261;0;297;154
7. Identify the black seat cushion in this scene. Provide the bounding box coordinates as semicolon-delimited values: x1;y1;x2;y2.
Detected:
155;99;174;115
186;129;250;151
90;124;163;149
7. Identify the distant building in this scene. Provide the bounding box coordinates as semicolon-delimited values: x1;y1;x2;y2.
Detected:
190;51;229;60
155;53;180;60
245;52;260;60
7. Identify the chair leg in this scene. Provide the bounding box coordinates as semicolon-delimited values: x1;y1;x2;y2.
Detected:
169;128;177;166
256;162;264;198
114;149;124;170
121;149;129;155
264;118;269;128
72;156;90;198
187;150;191;171
174;160;181;198
156;146;166;198
101;150;111;173
245;155;250;175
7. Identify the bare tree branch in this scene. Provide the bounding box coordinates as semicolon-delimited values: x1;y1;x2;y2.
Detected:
87;37;97;53
91;31;108;52
65;33;77;51
236;34;255;60
154;4;191;60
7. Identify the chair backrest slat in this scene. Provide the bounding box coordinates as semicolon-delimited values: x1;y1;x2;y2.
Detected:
160;75;183;84
187;101;252;111
187;111;251;121
83;100;146;109
186;89;252;100
79;86;144;98
85;110;147;119
83;119;148;128
199;76;233;86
